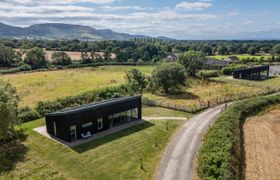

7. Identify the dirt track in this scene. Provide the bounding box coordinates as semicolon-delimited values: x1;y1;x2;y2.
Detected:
244;107;280;180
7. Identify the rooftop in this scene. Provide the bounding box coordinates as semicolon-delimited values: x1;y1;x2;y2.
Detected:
45;95;141;116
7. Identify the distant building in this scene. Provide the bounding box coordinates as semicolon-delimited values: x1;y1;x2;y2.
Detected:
269;65;280;76
233;65;269;80
45;96;142;142
225;56;240;63
167;53;178;61
206;58;229;67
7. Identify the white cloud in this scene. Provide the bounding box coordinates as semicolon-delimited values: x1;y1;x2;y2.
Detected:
176;1;212;11
244;21;253;25
228;10;240;16
101;5;148;11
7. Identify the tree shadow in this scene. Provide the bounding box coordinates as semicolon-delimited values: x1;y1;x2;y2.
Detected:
0;130;28;173
72;121;154;153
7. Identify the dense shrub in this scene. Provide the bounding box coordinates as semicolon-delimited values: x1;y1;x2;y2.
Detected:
198;94;280;180
36;85;129;115
196;70;220;79
18;106;40;123
221;64;247;75
0;64;32;74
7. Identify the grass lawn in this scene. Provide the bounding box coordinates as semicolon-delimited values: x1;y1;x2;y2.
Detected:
142;106;193;118
144;78;264;109
0;66;154;107
1;117;183;180
209;54;272;60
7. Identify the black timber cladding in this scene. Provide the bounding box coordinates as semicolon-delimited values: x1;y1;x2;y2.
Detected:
45;95;142;142
233;65;269;80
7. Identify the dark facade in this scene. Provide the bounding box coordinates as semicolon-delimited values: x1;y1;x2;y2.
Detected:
45;96;142;142
233;65;269;80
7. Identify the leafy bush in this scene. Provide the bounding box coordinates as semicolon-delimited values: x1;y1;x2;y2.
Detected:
198;94;280;180
18;106;40;123
221;64;247;75
36;85;129;115
0;64;31;74
196;70;220;79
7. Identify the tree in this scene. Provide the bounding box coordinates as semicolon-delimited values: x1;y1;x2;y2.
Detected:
272;44;280;54
51;51;72;66
125;69;147;93
0;80;20;141
24;47;48;69
151;62;186;94
179;51;207;76
247;47;257;55
0;44;21;66
217;45;229;55
201;45;213;55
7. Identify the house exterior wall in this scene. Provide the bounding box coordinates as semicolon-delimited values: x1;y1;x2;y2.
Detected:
45;96;142;142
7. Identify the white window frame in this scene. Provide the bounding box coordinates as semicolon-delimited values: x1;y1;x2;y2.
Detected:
97;118;103;130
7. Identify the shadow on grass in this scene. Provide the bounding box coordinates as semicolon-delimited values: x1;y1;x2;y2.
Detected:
0;130;28;174
72;121;154;153
164;92;199;100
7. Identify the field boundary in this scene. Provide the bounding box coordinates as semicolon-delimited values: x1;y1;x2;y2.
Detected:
198;93;280;179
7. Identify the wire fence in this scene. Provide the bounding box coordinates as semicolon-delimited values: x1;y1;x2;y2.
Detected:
142;86;280;114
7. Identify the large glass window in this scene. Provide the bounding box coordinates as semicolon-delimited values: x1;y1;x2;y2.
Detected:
108;108;139;128
82;122;92;128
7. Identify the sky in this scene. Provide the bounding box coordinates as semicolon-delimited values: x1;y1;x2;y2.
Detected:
0;0;280;40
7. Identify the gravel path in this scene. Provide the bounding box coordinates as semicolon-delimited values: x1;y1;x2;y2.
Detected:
155;104;225;180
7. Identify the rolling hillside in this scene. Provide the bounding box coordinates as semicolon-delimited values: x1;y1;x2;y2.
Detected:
0;22;172;41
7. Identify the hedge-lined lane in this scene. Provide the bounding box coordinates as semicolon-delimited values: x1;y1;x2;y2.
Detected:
198;94;280;179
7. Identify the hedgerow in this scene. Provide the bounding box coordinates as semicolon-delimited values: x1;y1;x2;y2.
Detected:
198;94;280;180
35;85;129;115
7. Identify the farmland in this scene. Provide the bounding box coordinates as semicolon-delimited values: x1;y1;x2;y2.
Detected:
15;49;116;61
0;66;154;107
1;118;184;179
244;105;280;179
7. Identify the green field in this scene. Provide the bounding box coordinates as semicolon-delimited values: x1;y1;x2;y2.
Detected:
209;54;272;60
1;115;184;179
142;106;192;118
0;66;154;107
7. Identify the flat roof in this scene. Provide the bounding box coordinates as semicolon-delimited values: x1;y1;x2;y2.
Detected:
45;95;141;117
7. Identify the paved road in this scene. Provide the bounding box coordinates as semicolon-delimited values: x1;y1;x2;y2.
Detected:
155;104;226;180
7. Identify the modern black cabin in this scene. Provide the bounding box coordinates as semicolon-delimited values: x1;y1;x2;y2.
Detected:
45;96;142;142
233;65;269;80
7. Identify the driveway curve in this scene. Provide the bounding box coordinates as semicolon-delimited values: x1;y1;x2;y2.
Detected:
155;104;226;180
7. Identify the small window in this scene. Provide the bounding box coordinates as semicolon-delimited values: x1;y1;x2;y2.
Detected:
82;122;93;128
98;118;103;130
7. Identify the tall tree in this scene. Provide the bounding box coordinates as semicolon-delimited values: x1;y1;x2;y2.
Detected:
51;51;72;66
151;62;186;94
24;47;48;69
0;80;20;141
125;68;147;93
179;51;207;76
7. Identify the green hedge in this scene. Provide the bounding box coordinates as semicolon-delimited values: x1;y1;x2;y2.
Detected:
198;94;280;180
221;64;247;75
35;85;129;116
196;70;221;79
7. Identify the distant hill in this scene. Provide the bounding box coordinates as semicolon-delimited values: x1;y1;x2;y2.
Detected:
0;22;174;41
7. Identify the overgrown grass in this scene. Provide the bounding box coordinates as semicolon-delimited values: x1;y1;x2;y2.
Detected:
209;54;272;60
144;78;264;110
198;94;280;180
0;66;154;107
142;106;192;118
1;116;184;179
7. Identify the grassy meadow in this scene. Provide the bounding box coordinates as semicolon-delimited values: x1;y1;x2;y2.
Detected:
209;54;272;60
0;66;154;107
144;78;265;109
1;117;184;180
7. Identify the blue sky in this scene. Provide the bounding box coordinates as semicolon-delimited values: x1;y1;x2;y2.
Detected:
0;0;279;39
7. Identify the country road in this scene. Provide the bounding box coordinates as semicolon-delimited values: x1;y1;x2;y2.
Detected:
155;104;226;180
